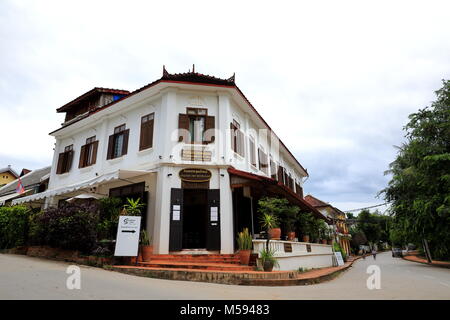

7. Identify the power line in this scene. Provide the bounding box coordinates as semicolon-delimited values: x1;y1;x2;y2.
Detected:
344;202;390;213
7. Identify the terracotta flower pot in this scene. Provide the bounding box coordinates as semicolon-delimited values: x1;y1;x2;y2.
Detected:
263;260;274;272
321;239;327;244
287;232;296;241
141;245;153;262
268;228;281;240
239;250;251;265
327;239;333;245
302;235;310;243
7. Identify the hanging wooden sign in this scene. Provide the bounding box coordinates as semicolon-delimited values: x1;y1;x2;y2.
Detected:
179;168;212;183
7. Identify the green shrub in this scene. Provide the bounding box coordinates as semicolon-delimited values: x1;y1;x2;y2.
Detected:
333;242;347;262
0;205;30;249
31;203;100;253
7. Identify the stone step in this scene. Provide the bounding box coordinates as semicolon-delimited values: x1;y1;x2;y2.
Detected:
137;260;254;271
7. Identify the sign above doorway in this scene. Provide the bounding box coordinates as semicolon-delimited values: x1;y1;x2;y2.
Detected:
179;168;212;183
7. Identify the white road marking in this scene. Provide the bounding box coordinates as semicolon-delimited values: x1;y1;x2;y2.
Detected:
439;282;450;288
423;275;436;279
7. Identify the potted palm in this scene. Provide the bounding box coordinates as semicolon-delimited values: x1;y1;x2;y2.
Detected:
140;230;153;262
259;212;280;244
237;228;253;265
260;247;279;272
122;197;145;216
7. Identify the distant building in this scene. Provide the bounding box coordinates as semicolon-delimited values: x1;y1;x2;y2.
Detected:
0;165;19;186
304;195;352;255
0;166;51;206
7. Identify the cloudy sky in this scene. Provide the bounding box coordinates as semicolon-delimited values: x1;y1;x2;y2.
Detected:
1;0;449;212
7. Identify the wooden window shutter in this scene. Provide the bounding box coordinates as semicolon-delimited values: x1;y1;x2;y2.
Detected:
56;153;65;174
148;118;154;148
78;145;87;168
66;150;74;172
204;116;215;143
122;129;130;156
230;123;236;152
140;120;154;150
237;130;245;156
277;166;283;183
91;140;99;165
178;114;190;142
107;134;115;159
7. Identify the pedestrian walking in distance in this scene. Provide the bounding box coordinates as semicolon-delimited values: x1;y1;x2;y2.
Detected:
372;249;377;260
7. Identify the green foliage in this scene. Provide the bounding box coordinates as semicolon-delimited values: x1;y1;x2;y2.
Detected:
333;242;347;262
31;203;100;253
237;228;253;250
258;212;279;230
0;206;30;249
140;230;151;246
381;79;450;260
97;197;122;240
295;211;315;237
122;197;145;216
259;247;279;268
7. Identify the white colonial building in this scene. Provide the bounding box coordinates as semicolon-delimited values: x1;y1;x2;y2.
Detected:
14;67;328;258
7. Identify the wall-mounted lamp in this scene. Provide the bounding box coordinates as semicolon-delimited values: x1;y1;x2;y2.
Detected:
169;155;173;159
220;174;225;177
167;173;173;177
159;155;163;159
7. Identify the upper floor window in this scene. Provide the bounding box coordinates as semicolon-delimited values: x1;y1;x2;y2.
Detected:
79;136;98;168
107;124;129;159
139;113;154;151
231;120;245;157
270;159;277;180
178;108;215;144
249;136;256;167
56;144;74;174
258;147;268;174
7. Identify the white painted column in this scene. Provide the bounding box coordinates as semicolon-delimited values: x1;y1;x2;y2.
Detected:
219;168;234;254
152;165;172;254
217;93;232;166
159;88;177;162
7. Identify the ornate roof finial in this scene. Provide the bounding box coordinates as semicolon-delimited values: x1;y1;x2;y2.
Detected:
192;64;195;73
163;65;169;77
227;72;235;83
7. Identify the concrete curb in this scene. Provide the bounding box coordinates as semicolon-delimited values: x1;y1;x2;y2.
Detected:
402;255;450;269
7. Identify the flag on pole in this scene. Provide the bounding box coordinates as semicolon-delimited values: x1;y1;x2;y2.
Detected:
16;177;25;194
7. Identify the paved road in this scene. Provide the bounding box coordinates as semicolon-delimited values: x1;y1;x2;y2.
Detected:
1;252;449;299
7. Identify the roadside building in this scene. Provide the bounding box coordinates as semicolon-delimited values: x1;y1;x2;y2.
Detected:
14;67;329;263
0;166;51;206
0;166;19;187
304;195;352;255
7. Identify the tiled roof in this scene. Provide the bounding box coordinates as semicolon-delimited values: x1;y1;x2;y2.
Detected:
161;65;235;86
0;166;51;196
0;166;18;178
56;87;130;112
227;168;329;222
304;195;330;207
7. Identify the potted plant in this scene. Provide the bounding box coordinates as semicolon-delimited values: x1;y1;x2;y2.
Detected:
122;197;145;216
318;220;329;244
259;247;279;272
237;228;253;265
296;211;313;242
140;230;153;262
281;203;300;241
259;212;280;243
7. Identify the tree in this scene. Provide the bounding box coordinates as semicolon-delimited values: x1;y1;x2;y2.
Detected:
381;79;450;260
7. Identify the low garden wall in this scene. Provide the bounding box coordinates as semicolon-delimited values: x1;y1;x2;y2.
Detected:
252;239;334;271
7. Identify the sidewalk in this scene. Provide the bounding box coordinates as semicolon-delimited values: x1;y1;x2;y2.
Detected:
403;254;450;269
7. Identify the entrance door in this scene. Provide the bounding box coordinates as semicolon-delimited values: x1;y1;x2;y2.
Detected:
168;188;221;251
182;189;208;249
